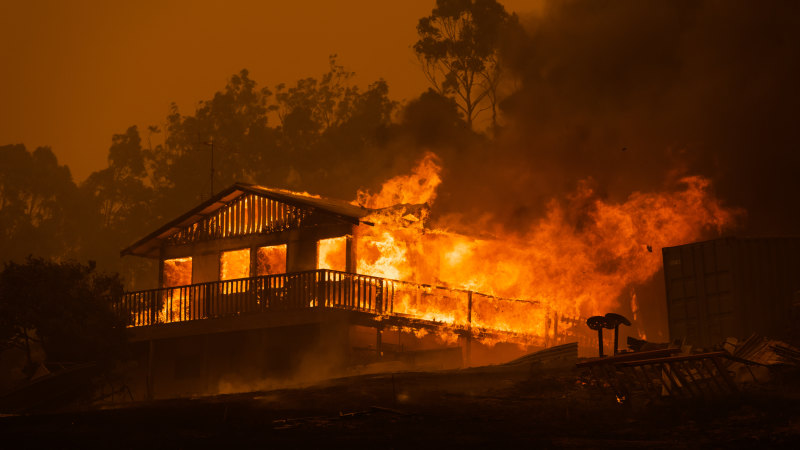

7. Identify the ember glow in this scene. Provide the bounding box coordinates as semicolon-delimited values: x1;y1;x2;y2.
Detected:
348;152;739;333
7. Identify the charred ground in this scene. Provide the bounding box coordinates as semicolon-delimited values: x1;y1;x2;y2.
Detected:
2;363;800;448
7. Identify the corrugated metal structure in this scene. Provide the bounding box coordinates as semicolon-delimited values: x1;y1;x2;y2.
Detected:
663;237;800;348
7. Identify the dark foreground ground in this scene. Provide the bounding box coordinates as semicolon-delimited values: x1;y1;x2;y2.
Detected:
2;363;800;449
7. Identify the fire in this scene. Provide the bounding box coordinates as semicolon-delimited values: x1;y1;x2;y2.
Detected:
163;257;192;287
350;151;739;333
257;245;287;275
318;237;347;271
150;152;739;338
355;152;441;208
161;257;192;322
221;248;250;281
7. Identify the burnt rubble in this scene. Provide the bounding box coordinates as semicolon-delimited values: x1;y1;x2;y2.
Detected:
578;332;800;406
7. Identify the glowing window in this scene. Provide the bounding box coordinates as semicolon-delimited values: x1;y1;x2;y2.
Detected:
257;245;287;276
163;257;192;287
318;236;347;271
220;248;251;280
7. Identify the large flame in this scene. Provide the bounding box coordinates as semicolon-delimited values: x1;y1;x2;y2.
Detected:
150;152;739;339
352;151;740;331
355;153;441;209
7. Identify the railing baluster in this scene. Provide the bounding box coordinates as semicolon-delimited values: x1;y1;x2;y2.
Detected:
361;276;366;310
335;272;340;307
118;268;547;349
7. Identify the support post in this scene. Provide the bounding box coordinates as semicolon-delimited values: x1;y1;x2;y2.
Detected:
553;312;559;346
376;326;382;360
376;280;383;313
544;313;550;348
202;333;210;395
249;246;258;278
587;316;607;358
146;339;155;401
465;334;472;368
346;233;357;273
155;252;165;325
603;313;631;355
317;269;327;308
157;252;165;288
467;291;473;326
597;328;604;358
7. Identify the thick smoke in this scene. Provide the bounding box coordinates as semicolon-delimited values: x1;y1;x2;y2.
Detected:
423;0;800;340
435;0;800;236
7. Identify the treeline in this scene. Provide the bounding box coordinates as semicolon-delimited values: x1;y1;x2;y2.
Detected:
0;62;476;288
1;1;520;289
4;0;800;293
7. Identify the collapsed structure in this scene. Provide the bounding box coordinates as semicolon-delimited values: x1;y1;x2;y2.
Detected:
118;183;586;399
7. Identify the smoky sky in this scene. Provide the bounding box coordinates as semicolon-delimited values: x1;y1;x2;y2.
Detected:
436;0;800;237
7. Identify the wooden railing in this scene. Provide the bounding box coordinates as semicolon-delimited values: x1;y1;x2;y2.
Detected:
119;269;396;327
117;269;591;347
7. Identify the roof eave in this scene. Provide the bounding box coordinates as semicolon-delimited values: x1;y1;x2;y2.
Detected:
120;182;372;258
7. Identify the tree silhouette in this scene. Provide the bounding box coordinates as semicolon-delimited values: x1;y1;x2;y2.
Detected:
0;57;445;289
83;126;151;230
414;0;515;131
80;127;155;285
0;145;78;262
0;257;126;369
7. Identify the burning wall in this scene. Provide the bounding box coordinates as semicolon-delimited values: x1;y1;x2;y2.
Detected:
156;150;737;340
349;152;739;338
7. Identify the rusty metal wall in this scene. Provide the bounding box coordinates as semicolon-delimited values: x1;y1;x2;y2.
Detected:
662;237;800;348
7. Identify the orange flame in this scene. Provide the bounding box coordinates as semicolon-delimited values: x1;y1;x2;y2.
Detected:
356;152;441;208
318;237;347;271
351;151;740;335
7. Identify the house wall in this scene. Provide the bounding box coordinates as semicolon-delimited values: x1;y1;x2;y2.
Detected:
127;314;353;399
126;316;475;400
287;234;318;272
192;252;219;283
157;223;358;287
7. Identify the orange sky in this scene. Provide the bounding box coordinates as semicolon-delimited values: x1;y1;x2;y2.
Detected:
0;0;539;182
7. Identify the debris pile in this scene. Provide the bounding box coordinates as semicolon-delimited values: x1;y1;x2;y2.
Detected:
731;334;800;367
578;314;800;405
501;342;578;371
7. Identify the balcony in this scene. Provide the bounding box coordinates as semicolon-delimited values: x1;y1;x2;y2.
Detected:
115;269;582;347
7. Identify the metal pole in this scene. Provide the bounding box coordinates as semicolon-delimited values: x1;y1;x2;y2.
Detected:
598;328;604;358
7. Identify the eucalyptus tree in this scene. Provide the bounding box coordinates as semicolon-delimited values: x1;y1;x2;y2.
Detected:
414;0;516;131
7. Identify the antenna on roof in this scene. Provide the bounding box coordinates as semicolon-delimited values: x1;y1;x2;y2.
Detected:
203;138;214;197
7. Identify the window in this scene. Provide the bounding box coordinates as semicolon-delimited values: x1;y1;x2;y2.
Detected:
163;257;192;287
257;245;287;276
318;236;347;271
161;257;192;322
220;248;251;280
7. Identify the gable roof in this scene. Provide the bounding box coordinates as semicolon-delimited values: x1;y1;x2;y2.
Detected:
121;182;373;258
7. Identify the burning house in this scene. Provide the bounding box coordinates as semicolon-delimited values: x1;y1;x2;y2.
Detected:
118;181;579;399
113;148;746;399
